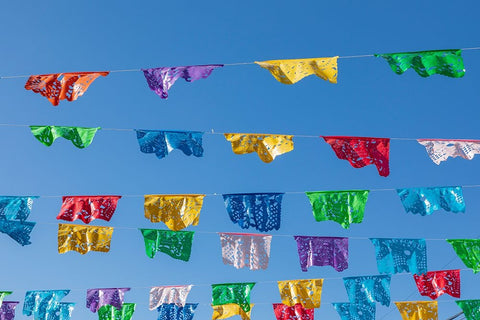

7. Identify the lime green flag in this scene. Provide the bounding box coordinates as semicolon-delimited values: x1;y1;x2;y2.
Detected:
30;126;100;148
447;239;480;273
306;190;369;229
211;282;255;313
375;49;465;78
139;229;194;261
0;291;12;307
456;300;480;320
98;303;136;320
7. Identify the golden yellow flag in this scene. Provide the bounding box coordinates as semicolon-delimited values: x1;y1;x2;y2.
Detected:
255;57;338;84
144;194;205;231
224;133;294;163
395;301;438;320
212;304;253;320
278;279;323;309
58;223;114;254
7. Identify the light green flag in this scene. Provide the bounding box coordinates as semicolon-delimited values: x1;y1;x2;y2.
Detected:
98;303;136;320
456;300;480;320
30;126;100;148
447;239;480;273
211;282;255;313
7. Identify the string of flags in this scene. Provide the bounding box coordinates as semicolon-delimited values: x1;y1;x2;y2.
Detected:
0;48;476;105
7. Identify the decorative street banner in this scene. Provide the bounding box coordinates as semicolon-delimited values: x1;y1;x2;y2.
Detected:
139;229;194;261
219;232;272;270
30;126;100;149
57;196;122;224
413;270;460;299
86;288;130;312
23;290;73;320
144;194;205;231
277;279;323;309
255;57;338;84
0;301;18;320
98;303;135;320
157;303;198;320
343;275;391;306
149;285;192;310
294;236;349;272
24;72;109;105
211;282;255;313
418;139;480;165
394;301;438;320
370;238;427;275
396;186;465;216
212;303;253;320
135;130;204;159
57;224;114;254
0;196;37;246
447;239;480;273
223;193;284;232
272;303;313;320
332;302;376;320
224;133;294;163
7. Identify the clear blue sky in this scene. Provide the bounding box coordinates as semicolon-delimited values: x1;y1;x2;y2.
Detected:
1;1;480;319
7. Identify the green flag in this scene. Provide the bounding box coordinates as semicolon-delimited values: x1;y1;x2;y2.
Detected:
140;229;194;261
30;125;100;148
98;303;136;320
456;300;480;320
211;282;255;313
447;239;480;273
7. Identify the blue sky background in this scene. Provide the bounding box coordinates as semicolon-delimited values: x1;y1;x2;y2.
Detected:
0;1;479;319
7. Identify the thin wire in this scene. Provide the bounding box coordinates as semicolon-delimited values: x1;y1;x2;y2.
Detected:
1;46;479;79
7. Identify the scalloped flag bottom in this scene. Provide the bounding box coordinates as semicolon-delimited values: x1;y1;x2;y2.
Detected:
30;126;100;149
332;303;375;320
305;190;369;229
57;196;121;224
0;302;18;320
396;186;465;216
343;275;391;306
135;130;204;160
413;269;460;299
224;133;294;163
24;72;109;106
255;57;338;84
370;238;427;275
139;229;194;261
418;139;480;164
144;195;205;231
211;283;255;313
294;236;348;272
322;136;390;177
447;239;480;273
219;232;272;270
273;303;314;320
149;285;192;310
86;288;130;313
395;301;438;320
23;290;73;320
0;196;37;246
212;303;253;320
98;303;135;320
277;279;323;309
157;303;198;320
142;65;223;99
456;300;480;320
375;49;465;78
223;193;284;232
57;224;114;254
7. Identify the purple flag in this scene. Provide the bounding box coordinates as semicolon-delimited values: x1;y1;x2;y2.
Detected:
294;236;348;272
86;288;130;312
0;302;18;320
142;64;223;98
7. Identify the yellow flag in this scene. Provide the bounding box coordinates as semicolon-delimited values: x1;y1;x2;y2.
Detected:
278;279;323;309
212;304;253;320
255;57;338;84
395;301;438;320
58;223;114;254
224;133;294;163
144;195;205;231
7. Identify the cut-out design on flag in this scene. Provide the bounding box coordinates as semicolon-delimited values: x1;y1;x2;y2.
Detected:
0;220;36;246
98;303;135;320
332;302;375;320
224;133;294;163
58;224;114;254
86;288;130;312
212;303;253;320
277;279;323;309
223;193;284;232
0;301;18;320
255;57;338;84
149;285;192;310
395;301;438;320
25;72;109;106
23;290;72;320
370;238;427;275
139;229;194;261
294;236;348;272
157;303;198;320
273;303;314;320
144;195;205;231
30;126;100;149
418;139;480;165
57;196;122;224
413;269;460;299
305;190;369;229
375;49;465;78
456;300;480;320
219;232;272;270
322;136;390;177
211;283;255;313
447;239;480;273
142;65;223;99
135;130;204;159
343;275;391;306
396;186;465;216
0;196;37;221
